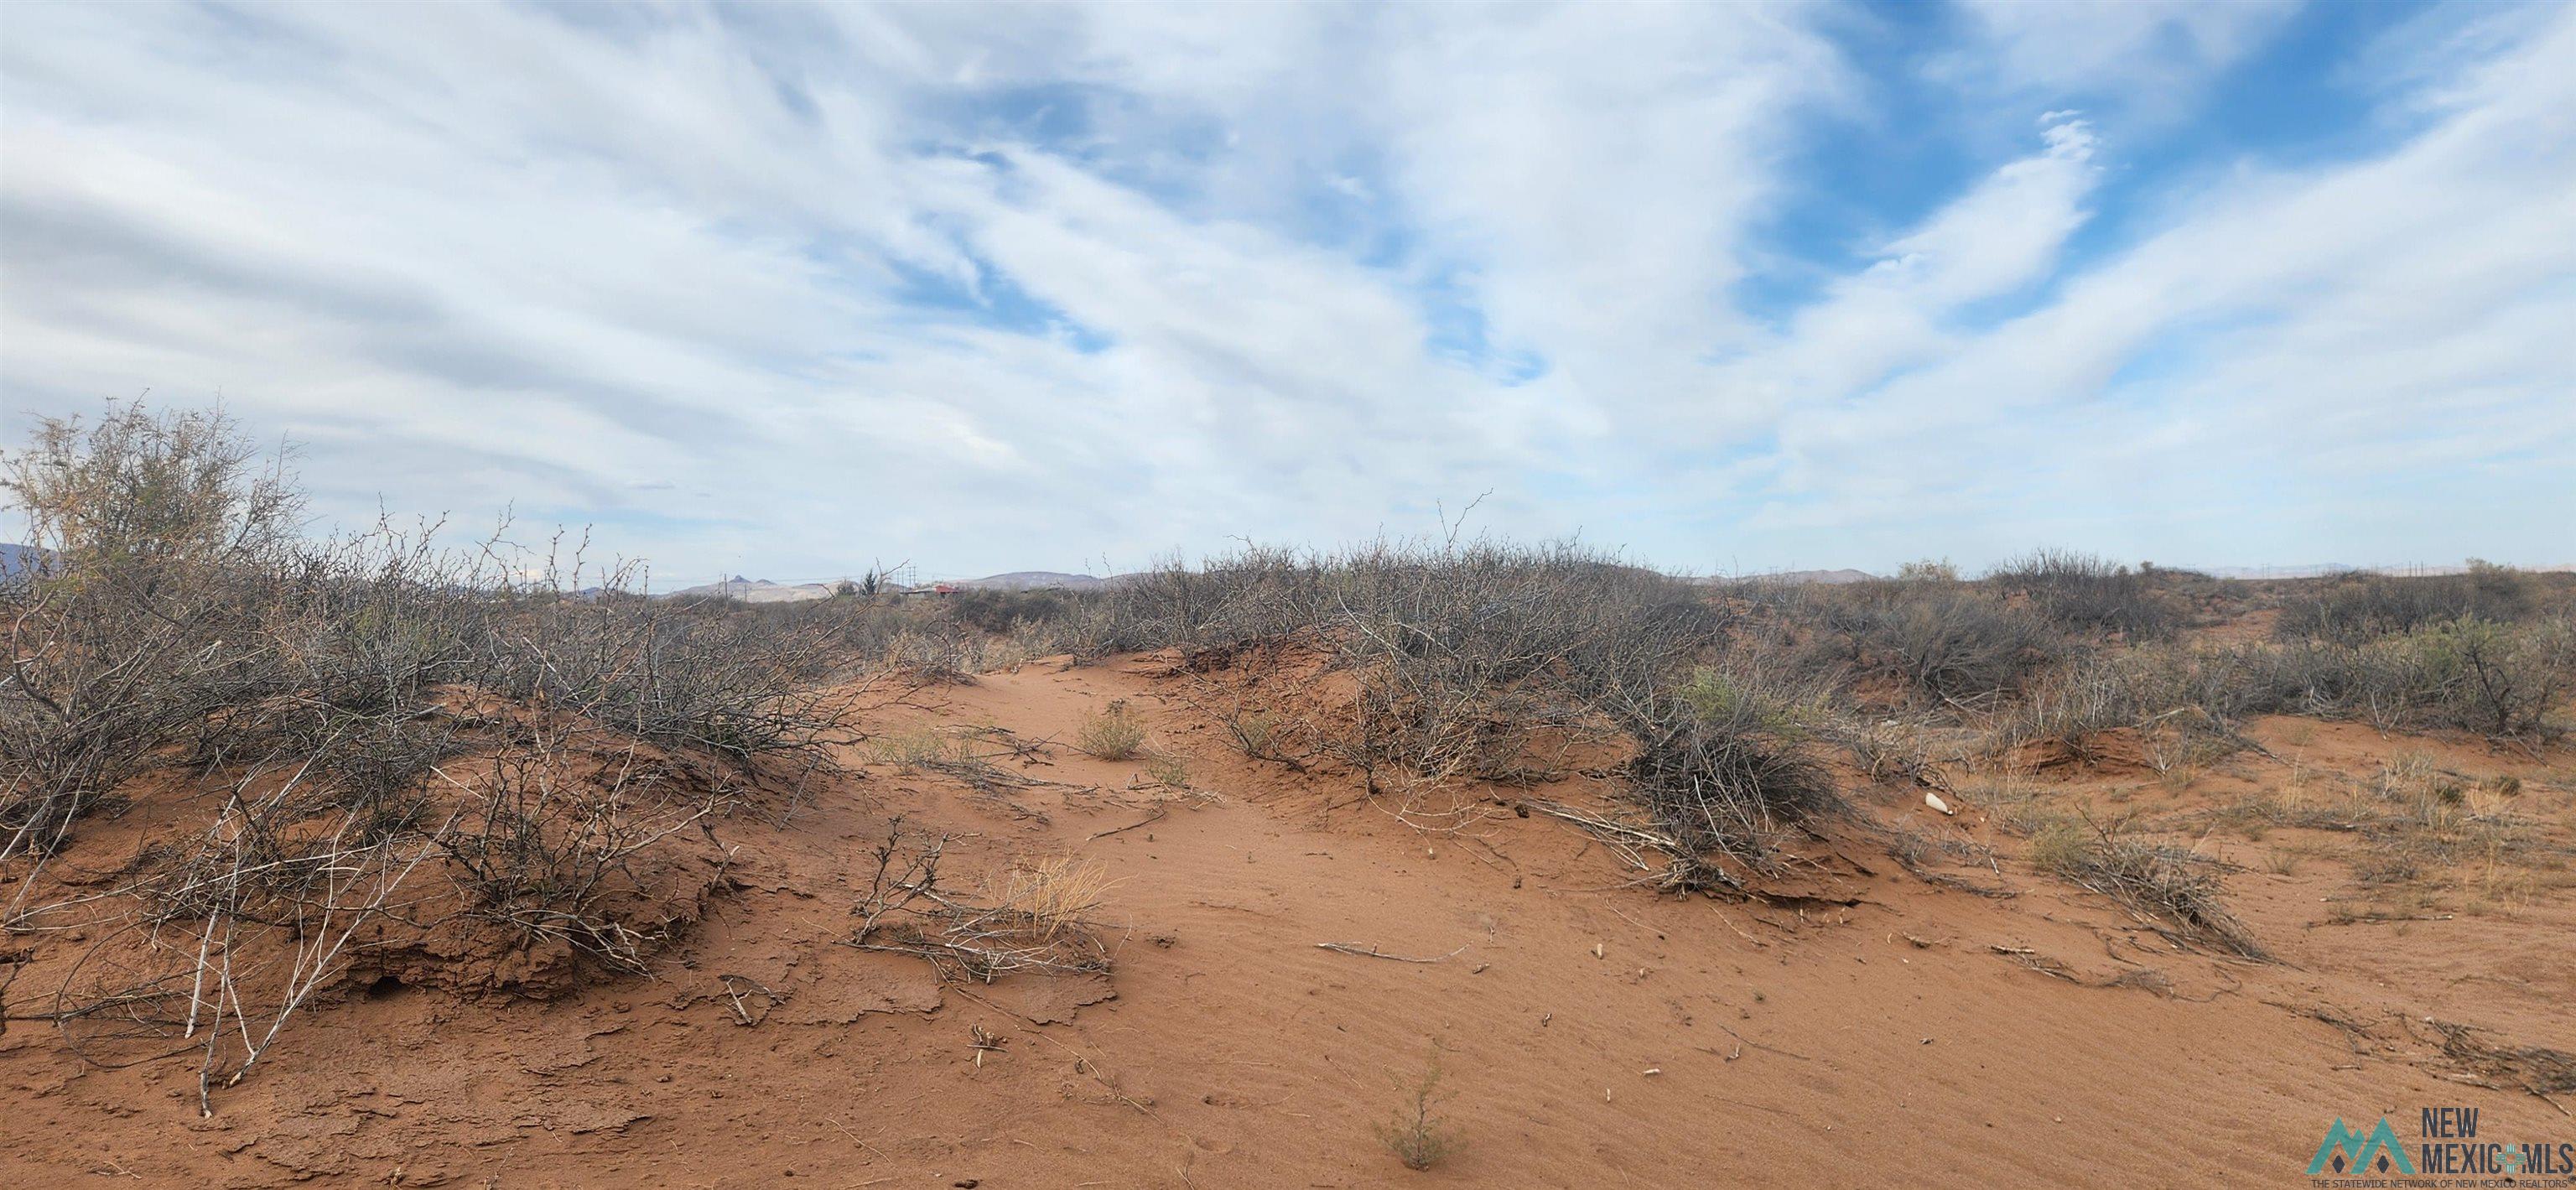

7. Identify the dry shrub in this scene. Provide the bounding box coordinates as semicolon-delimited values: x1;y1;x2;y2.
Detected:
1603;666;1838;890
1;403;854;1109
2236;617;2575;737
1985;548;2180;642
849;824;1115;983
426;724;730;974
1062;540;1836;870
883;626;989;683
2274;563;2539;646
1070;540;1731;783
1222;708;1285;761
2028;815;2264;959
1800;583;2063;705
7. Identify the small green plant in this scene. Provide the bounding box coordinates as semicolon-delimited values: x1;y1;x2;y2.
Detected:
1077;699;1148;760
1379;1046;1460;1172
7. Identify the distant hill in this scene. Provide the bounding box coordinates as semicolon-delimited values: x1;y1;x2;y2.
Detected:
2196;563;2576;579
660;575;838;603
0;543;49;577
953;571;1108;591
1696;568;1878;585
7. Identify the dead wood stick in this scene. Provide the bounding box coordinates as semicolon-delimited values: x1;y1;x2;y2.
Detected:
1315;942;1466;964
1711;1021;1813;1063
1087;807;1166;841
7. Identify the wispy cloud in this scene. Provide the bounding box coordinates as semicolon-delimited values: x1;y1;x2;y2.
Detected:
3;1;2567;582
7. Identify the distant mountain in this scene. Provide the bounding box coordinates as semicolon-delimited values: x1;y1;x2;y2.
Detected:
660;575;838;603
0;543;49;577
2197;563;2576;579
953;571;1108;591
1695;568;1878;585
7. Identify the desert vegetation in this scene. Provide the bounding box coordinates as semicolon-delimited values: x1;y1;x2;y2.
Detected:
5;401;2573;1178
0;405;873;1111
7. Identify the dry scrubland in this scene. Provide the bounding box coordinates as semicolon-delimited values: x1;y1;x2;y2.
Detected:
5;405;2576;1187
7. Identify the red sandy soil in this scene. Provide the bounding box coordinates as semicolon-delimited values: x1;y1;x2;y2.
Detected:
6;652;2573;1187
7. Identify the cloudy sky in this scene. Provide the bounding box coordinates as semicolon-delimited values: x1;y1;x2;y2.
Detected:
3;1;2569;585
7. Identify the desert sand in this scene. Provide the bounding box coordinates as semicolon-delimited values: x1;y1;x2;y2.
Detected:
7;637;2571;1188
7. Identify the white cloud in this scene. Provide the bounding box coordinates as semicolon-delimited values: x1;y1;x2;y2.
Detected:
2;1;2568;581
1945;0;2302;97
1754;5;2576;564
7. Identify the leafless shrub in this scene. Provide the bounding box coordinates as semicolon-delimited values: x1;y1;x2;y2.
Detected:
1803;584;2063;705
427;724;728;972
2275;562;2539;646
1822;714;1954;787
946;587;1077;634
882;626;989;683
1602;665;1838;889
849;824;1114;983
2028;813;2264;959
1986;548;2180;642
2;401;852;1106
2226;618;2574;737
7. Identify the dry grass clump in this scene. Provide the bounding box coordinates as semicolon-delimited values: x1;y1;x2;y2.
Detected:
1077;699;1150;759
993;857;1118;944
849;824;1116;983
2027;815;2266;959
2430;1020;2576;1095
2334;756;2559;911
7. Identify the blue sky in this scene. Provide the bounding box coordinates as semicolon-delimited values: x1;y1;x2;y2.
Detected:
3;1;2569;585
